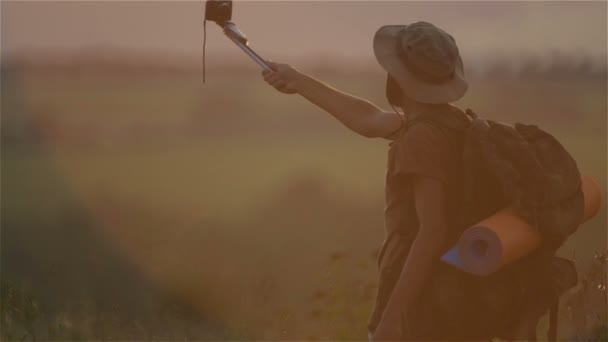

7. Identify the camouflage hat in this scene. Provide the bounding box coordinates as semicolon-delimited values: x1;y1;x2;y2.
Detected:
373;21;468;104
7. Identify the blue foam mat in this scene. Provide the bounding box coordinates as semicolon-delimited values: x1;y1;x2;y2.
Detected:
441;245;466;270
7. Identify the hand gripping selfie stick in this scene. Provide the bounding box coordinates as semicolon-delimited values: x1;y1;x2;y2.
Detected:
203;0;272;82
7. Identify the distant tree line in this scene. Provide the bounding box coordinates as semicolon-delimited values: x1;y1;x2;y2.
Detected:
4;51;607;81
475;52;607;80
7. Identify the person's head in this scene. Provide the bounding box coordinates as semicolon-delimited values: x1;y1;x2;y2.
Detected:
373;22;467;115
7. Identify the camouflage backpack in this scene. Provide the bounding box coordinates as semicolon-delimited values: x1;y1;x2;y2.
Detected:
404;107;582;340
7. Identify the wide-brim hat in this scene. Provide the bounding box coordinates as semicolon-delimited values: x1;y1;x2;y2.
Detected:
373;22;468;104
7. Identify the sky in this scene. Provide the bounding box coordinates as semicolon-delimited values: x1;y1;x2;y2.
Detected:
2;1;606;66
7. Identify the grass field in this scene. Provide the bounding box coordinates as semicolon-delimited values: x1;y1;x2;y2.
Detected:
1;60;606;340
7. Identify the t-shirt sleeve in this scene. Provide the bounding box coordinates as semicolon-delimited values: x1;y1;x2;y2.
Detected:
391;123;452;184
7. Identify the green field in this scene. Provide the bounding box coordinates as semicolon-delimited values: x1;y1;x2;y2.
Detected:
2;62;606;340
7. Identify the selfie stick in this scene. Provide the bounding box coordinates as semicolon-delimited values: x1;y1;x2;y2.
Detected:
221;22;273;72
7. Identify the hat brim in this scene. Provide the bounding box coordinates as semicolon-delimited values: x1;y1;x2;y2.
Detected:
373;25;468;104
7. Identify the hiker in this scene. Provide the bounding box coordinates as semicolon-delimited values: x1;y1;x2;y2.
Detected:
261;22;573;341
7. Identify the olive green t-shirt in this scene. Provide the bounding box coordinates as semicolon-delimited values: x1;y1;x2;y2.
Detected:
368;105;470;333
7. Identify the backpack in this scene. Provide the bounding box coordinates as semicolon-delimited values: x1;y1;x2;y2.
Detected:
405;107;581;340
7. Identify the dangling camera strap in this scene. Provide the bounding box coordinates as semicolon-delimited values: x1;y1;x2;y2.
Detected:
203;19;207;83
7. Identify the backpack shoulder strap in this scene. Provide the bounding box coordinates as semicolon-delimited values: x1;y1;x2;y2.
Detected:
404;106;474;137
548;301;558;341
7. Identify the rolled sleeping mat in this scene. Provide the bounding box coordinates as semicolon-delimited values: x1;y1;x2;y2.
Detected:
442;175;602;276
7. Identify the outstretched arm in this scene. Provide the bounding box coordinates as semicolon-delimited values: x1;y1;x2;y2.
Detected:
262;61;402;139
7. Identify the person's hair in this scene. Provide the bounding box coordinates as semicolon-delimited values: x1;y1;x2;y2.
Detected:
386;74;402;109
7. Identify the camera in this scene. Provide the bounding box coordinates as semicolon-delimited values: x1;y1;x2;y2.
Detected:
205;0;232;24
